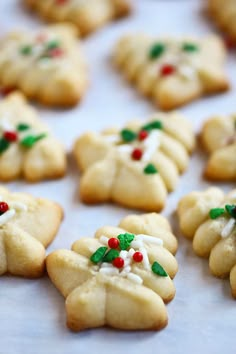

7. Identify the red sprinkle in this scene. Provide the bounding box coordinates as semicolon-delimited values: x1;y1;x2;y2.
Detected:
113;257;124;269
133;251;143;262
3;131;18;142
1;87;16;96
49;48;64;58
0;202;9;215
131;148;143;160
160;64;176;76
55;0;68;5
35;33;48;43
138;130;148;141
108;237;120;249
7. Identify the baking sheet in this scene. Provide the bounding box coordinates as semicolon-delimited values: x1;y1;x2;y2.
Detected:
0;1;235;353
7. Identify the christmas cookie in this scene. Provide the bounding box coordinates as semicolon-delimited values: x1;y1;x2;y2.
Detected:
208;0;236;44
200;114;236;181
0;185;63;278
177;187;236;297
24;0;131;37
0;24;87;107
113;34;229;110
46;212;178;331
73;112;195;211
0;92;66;181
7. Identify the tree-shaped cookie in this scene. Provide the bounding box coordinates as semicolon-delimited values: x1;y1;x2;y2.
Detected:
0;92;66;181
177;187;236;297
200;114;236;181
113;34;229;110
24;0;131;37
0;186;63;278
73;112;195;211
46;212;178;331
0;24;87;107
208;0;236;44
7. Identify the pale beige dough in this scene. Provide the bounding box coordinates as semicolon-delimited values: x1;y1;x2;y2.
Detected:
46;212;178;331
177;188;236;298
73;112;195;212
0;92;66;181
0;186;63;278
113;33;229;110
24;0;131;37
0;24;88;107
200;114;236;181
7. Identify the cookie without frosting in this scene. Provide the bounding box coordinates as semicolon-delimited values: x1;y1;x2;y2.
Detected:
208;0;236;44
177;187;236;297
200;114;236;181
46;212;178;331
0;186;63;278
113;33;229;110
0;24;88;107
24;0;131;37
0;93;66;181
73;112;195;211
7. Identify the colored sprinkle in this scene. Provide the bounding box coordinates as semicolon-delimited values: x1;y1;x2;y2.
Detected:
113;257;124;269
149;43;165;60
108;237;120;249
151;261;168;277
182;43;199;52
90;247;107;264
117;233;135;250
143;163;158;174
3;131;18;142
17;123;30;132
138;130;148;141
46;40;60;50
131;148;143;160
48;48;64;58
133;251;143;263
160;64;176;76
120;129;137;142
0;138;10;153
0;201;9;215
209;208;225;219
20;45;32;55
225;205;236;219
20;133;47;148
102;249;120;263
141;120;163;132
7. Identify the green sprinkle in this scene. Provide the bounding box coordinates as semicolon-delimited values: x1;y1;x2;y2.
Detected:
102;249;120;263
182;43;199;52
120;129;137;142
143;163;158;174
225;204;236;219
90;247;108;264
117;233;135;250
0;138;10;154
151;261;168;277
209;208;225;219
141;120;163;132
46;40;60;50
20;133;47;148
20;45;32;55
17;123;30;132
149;43;165;59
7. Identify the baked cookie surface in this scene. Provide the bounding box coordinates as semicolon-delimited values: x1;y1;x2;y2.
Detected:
0;186;63;278
200;114;236;181
0;93;66;181
46;212;178;331
208;0;236;43
24;0;131;36
177;187;236;297
113;33;229;110
0;24;88;107
73;112;195;211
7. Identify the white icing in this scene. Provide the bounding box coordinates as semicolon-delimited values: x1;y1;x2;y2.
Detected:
127;273;143;285
178;65;196;80
0;118;15;132
142;130;161;162
99;235;109;245
99;268;119;275
117;144;133;153
130;240;143;249
221;218;235;238
0;209;16;226
140;247;150;270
